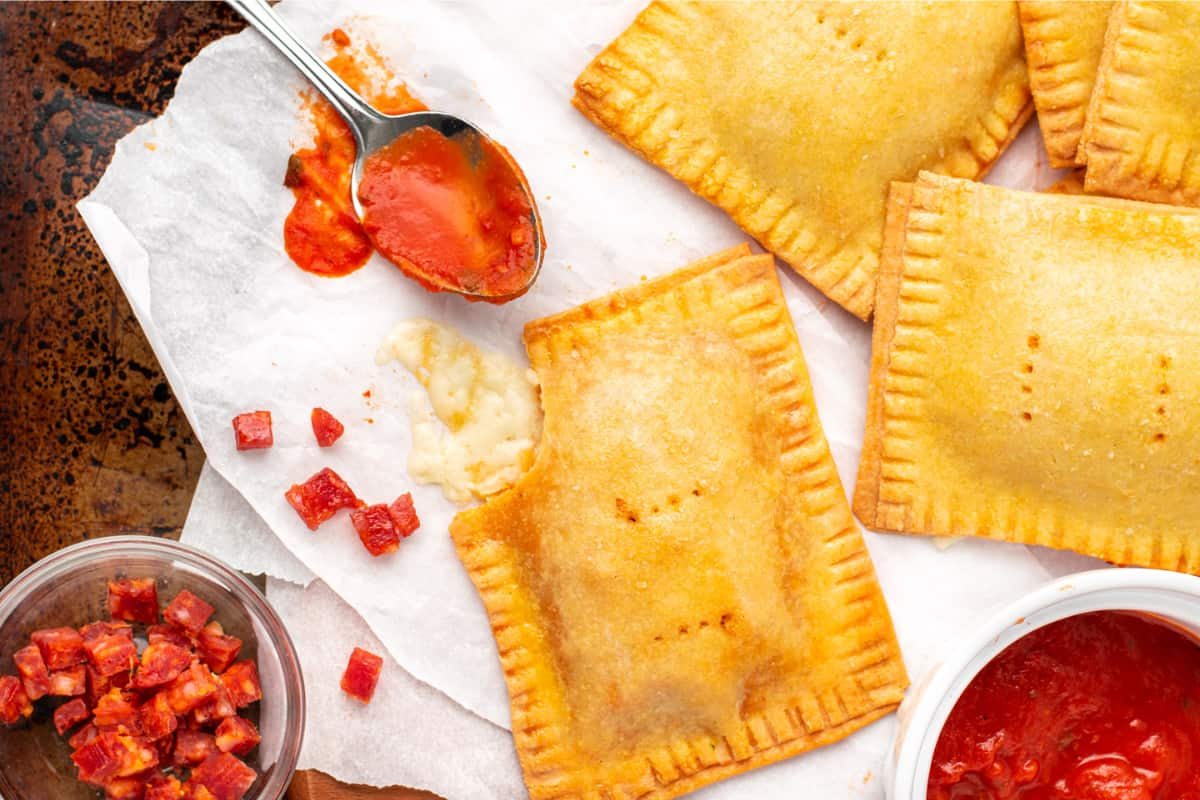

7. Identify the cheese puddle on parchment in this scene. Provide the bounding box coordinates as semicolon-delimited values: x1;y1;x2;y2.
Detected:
376;319;541;504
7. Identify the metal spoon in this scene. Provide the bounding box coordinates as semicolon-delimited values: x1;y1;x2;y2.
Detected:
226;0;544;301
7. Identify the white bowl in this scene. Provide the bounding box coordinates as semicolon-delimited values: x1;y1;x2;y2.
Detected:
886;567;1200;799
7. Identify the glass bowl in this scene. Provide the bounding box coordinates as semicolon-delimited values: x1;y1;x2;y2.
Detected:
0;536;305;800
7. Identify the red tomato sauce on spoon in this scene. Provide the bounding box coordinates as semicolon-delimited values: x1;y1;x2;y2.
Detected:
928;611;1200;800
356;126;538;300
282;31;425;277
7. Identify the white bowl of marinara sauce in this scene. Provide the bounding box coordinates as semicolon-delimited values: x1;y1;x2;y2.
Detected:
887;568;1200;799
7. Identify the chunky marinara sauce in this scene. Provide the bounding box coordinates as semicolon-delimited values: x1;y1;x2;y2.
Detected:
357;126;538;300
928;611;1200;800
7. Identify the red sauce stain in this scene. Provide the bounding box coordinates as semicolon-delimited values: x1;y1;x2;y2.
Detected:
282;31;425;277
358;127;537;299
929;611;1200;800
361;389;372;399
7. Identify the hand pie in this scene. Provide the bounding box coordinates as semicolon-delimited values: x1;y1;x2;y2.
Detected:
1018;1;1114;167
856;172;1200;573
1082;1;1200;205
573;2;1031;319
452;245;906;799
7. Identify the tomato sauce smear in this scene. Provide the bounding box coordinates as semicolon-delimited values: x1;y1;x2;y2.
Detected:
929;611;1200;800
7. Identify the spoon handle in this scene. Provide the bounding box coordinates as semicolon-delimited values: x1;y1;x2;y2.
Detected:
225;0;381;146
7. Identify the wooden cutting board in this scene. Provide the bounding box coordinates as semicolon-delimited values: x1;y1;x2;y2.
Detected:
0;3;446;798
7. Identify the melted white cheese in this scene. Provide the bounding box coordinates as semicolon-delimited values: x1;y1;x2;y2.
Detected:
376;319;541;504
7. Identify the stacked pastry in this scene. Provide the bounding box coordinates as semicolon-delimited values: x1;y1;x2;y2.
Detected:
452;2;1200;798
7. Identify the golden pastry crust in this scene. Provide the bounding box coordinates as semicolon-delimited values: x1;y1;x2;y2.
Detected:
453;246;906;799
1082;1;1200;205
856;172;1200;572
1018;1;1113;167
573;2;1031;319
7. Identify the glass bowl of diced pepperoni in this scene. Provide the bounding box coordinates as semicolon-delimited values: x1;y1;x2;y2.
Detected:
0;536;304;800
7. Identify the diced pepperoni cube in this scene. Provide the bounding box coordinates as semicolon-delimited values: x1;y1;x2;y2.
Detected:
284;467;362;530
107;579;160;624
145;775;184;800
163;662;220;714
13;643;51;700
214;716;260;756
195;622;242;674
219;661;262;709
0;675;33;724
311;407;345;447
173;730;218;767
163;590;215;634
105;775;151;800
232;411;273;451
388;492;421;537
80;620;134;644
349;503;401;557
182;783;218;800
189;752;258;800
54;697;91;735
69;722;99;749
147;624;194;650
93;689;141;732
49;664;87;697
32;626;86;670
139;692;179;741
85;632;139;678
72;731;158;782
133;642;193;689
87;663;130;708
191;681;236;727
340;647;383;704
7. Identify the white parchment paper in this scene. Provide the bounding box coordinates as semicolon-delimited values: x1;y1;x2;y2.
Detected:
80;0;1112;793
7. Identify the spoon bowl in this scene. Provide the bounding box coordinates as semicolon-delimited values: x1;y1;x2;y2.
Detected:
227;0;544;301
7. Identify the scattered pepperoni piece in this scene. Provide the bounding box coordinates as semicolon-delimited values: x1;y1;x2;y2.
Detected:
195;622;242;674
284;466;362;530
107;579;160;624
85;632;139;678
388;492;421;537
54;697;90;735
163;590;215;634
13;643;51;700
72;730;158;783
189;752;258;800
231;410;273;451
330;27;351;47
350;503;401;557
219;661;262;709
132;643;193;689
86;663;130;708
173;729;219;768
31;627;86;670
311;406;345;447
49;665;87;697
0;675;33;724
191;682;237;727
69;721;99;750
340;647;383;704
214;716;260;756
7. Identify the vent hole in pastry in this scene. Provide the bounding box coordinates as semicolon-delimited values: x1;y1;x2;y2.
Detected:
1159;355;1171;369
699;620;709;628
691;485;704;497
1021;385;1032;394
1159;384;1171;395
835;26;847;38
678;624;689;635
719;612;734;631
852;37;864;50
876;49;887;62
1153;433;1167;444
816;11;825;24
614;497;639;523
667;494;681;507
1027;334;1040;351
1022;363;1034;374
1021;412;1033;422
1157;405;1167;416
653;634;663;642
